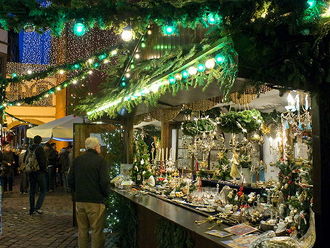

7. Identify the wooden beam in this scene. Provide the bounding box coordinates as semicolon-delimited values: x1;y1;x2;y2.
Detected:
312;84;330;247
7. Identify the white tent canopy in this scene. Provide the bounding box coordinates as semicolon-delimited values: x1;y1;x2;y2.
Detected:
26;115;84;141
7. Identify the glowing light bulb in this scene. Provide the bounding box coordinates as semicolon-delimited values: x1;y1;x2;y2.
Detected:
175;73;182;80
88;58;94;64
72;79;78;84
147;30;152;35
27;70;32;75
121;28;134;42
73;22;87;36
134;53;140;59
103;59;109;64
58;69;65;75
321;6;330;17
197;64;206;72
307;0;316;8
181;70;189;79
205;58;215;69
111;50;118;56
56;86;61;91
125;73;131;78
215;54;226;64
188;66;197;75
168;76;176;85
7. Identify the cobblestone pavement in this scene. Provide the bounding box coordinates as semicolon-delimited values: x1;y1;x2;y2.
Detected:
0;178;113;248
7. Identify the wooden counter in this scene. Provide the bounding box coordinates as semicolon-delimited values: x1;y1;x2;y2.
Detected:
112;188;233;248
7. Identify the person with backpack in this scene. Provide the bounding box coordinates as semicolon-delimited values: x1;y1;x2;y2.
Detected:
19;145;29;194
26;135;47;215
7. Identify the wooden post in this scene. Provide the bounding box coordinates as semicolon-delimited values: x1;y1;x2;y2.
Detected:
312;84;330;247
161;121;170;149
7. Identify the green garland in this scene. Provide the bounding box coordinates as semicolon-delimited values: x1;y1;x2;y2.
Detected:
102;128;137;248
182;118;216;137
105;193;137;248
155;218;194;248
0;44;128;109
0;0;328;36
0;44;124;87
218;109;263;134
82;35;238;119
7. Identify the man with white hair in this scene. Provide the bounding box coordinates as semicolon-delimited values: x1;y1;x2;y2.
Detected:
68;137;110;248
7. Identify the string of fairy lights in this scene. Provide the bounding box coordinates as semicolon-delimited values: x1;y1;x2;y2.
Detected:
1;0;329;113
0;45;122;109
87;47;230;117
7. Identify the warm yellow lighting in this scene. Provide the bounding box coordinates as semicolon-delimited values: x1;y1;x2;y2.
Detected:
175;73;182;80
59;69;65;75
321;6;330;18
103;59;110;64
88;70;93;75
125;73;131;78
121;29;134;42
27;70;32;75
88;58;94;64
205;58;215;69
72;79;78;84
188;66;197;75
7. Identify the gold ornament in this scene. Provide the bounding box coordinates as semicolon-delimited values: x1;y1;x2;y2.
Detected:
230;151;240;179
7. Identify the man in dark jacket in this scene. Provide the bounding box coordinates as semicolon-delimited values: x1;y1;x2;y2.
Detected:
27;135;47;215
68;137;110;248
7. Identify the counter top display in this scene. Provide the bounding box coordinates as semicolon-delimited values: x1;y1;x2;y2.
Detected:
112;187;262;248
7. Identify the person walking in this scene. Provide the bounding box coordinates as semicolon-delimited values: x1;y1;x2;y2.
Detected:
59;145;72;192
1;144;16;192
19;145;29;194
68;137;110;248
45;143;57;192
26;135;47;215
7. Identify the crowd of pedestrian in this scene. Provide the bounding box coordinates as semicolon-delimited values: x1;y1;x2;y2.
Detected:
1;135;110;247
0;138;73;196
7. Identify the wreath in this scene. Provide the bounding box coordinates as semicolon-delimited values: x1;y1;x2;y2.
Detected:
218;109;263;134
182;118;216;136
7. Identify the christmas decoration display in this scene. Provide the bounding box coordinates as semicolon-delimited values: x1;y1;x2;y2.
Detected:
131;131;153;185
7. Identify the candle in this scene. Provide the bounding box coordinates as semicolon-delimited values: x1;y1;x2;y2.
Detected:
157;148;161;161
165;148;168;161
162;148;164;161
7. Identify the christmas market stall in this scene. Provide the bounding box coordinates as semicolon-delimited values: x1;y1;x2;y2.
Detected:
1;1;329;247
80;11;318;248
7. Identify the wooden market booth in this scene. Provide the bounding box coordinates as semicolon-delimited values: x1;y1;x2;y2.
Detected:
74;24;328;248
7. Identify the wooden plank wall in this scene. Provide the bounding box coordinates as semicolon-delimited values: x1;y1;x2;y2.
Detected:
73;123;117;159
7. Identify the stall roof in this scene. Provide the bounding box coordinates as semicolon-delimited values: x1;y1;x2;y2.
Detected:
26;115;84;141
